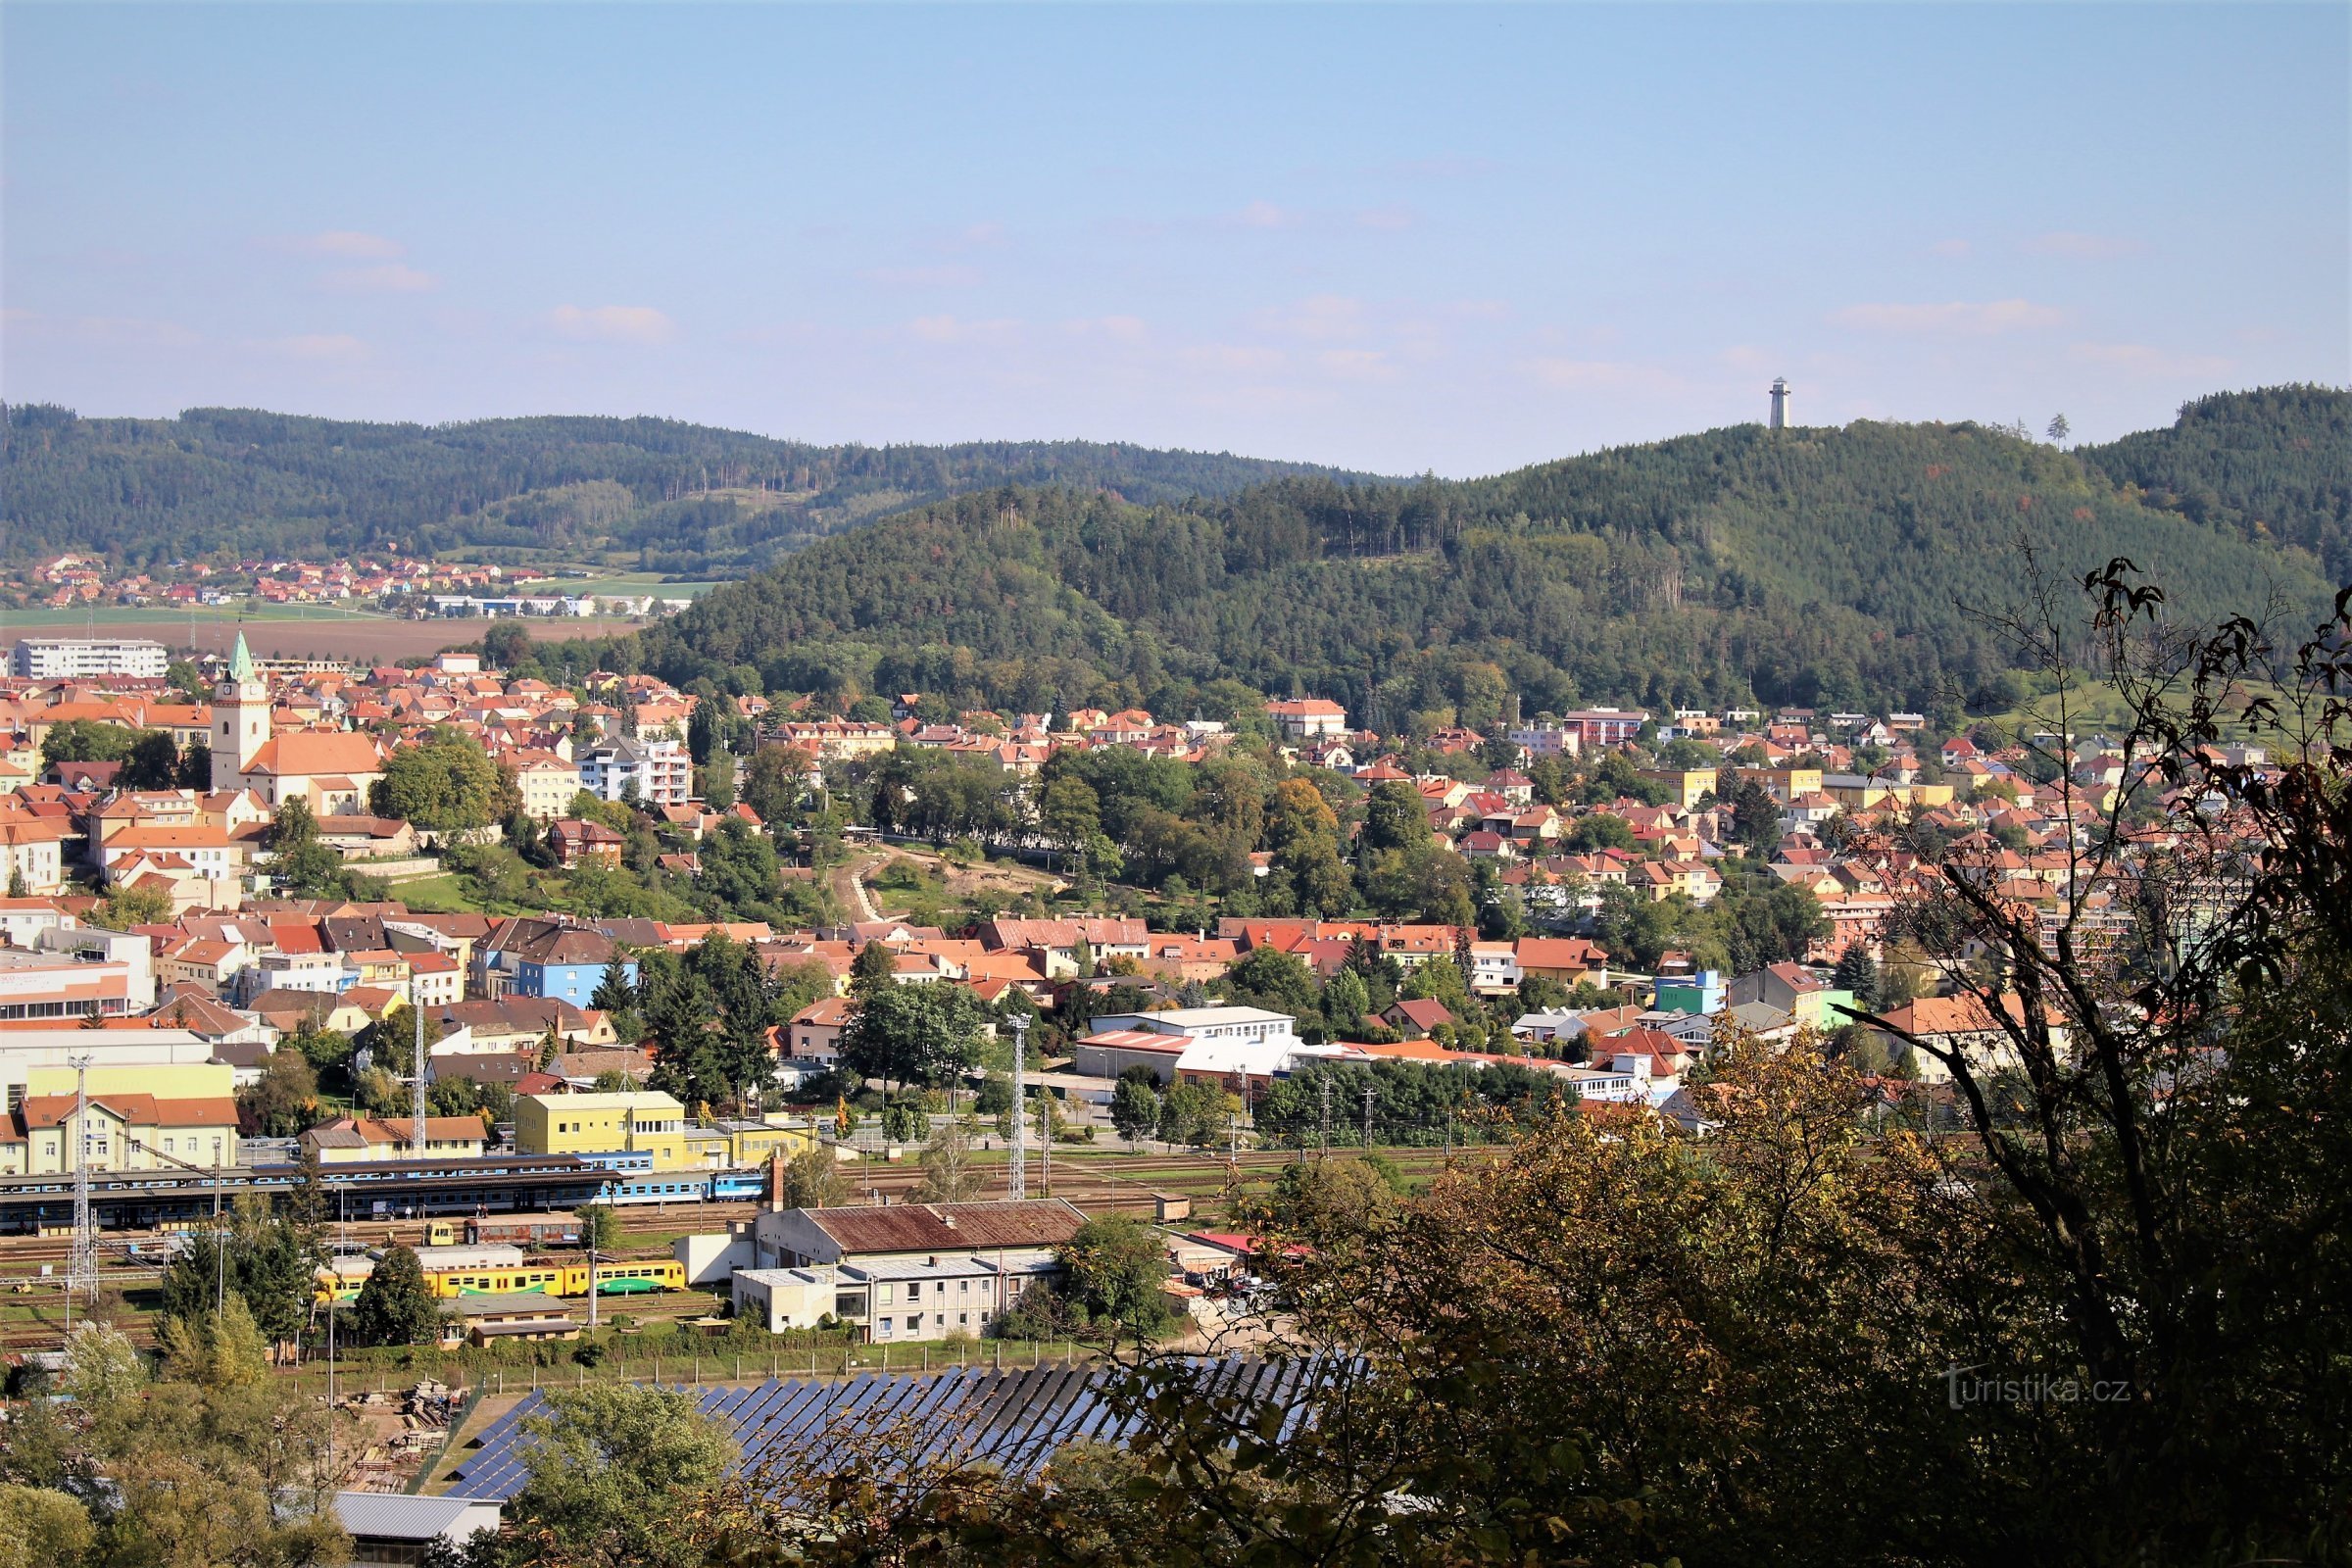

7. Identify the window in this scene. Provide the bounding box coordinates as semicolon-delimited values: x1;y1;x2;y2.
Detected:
879;1317;893;1334
906;1282;921;1300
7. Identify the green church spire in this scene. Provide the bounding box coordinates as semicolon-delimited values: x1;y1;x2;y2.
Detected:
228;629;256;683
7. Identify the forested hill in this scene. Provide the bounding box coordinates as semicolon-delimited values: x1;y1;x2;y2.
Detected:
0;405;1381;573
626;390;2346;721
2076;384;2352;585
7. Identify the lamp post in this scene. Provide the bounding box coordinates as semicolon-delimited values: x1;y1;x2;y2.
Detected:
1007;1017;1028;1202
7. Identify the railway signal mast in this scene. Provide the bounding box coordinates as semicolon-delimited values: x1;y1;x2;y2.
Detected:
409;1004;429;1159
66;1054;97;1324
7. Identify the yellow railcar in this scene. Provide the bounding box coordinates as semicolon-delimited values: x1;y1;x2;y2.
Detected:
316;1256;687;1304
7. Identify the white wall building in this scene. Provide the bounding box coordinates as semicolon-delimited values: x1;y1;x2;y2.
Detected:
575;735;691;807
11;637;169;680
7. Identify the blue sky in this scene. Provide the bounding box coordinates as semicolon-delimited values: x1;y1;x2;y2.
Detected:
4;3;2345;476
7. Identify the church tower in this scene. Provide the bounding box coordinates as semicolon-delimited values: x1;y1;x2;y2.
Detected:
211;631;270;792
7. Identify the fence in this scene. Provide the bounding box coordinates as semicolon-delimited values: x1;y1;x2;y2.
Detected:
281;1335;1098;1401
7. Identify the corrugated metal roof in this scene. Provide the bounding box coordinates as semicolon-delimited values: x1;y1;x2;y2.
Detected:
808;1200;1088;1255
332;1492;494;1540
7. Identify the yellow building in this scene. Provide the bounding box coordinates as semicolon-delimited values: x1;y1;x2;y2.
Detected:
1736;766;1825;805
687;1116;819;1168
1825;779;1957;812
1;1062;239;1176
1637;767;1718;810
514;1090;691;1169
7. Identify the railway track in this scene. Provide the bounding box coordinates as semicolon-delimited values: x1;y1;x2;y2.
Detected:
0;1148;1485;1276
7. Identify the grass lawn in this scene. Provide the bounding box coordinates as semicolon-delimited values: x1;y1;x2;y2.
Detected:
387;873;484;913
1981;663;2302;742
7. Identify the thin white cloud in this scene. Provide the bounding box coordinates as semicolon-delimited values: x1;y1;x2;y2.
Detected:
1062;316;1149;343
2067;341;2232;378
547;304;677;345
862;265;981;288
1523;357;1683;394
31;315;205;348
1256;294;1366;342
265;333;368;361
906;315;1020;346
320;263;437;294
1318;349;1399;384
1226;200;1299;230
2024;231;2141;261
1829;299;2065;335
1930;238;1972;258
1355;205;1417;232
276;230;404;260
1178;343;1287;373
1386;156;1497;180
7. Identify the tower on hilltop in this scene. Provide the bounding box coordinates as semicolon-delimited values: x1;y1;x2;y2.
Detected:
211;630;270;791
1769;376;1791;431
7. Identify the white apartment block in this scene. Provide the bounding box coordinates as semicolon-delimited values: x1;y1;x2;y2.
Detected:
576;735;692;807
12;637;170;680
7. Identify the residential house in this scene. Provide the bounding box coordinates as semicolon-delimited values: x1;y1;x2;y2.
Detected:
475;918;635;1005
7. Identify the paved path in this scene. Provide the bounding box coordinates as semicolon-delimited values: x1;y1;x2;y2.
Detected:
829;853;885;922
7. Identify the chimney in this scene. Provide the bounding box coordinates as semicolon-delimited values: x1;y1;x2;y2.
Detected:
940;1212;957;1230
765;1147;787;1211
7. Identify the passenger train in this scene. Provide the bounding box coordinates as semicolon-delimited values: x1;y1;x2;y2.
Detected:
317;1249;686;1304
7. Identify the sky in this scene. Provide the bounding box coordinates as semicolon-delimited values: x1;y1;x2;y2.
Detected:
3;3;2346;477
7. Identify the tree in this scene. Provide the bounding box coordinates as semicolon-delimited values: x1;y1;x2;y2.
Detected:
122;728;183;789
742;744;810;828
1038;772;1102;873
836;983;988;1097
268;796;351;899
1727;777;1783;857
577;1202;623;1256
60;1321;145;1412
1056;1216;1179;1340
1157;1079;1224;1149
2046;412;2070;445
1225;945;1318;1019
1564;811;1637;852
1361;779;1431;854
39;718;139;770
349;1245;441;1347
849;939;897;998
1831;943;1880;999
1259;1153;1405;1244
779;1146;849;1209
88;883;172;931
0;1484;93;1568
1322;966;1371;1034
914;1123;981;1202
234;1049;318;1139
507;1384;738;1568
1398;955;1469;1013
157;1195;315;1353
1109;1074;1161;1147
701;746;737;810
370;727;510;837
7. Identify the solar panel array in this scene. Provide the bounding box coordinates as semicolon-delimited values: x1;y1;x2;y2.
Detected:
443;1359;1325;1502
